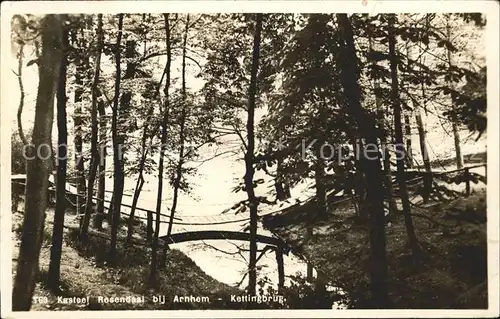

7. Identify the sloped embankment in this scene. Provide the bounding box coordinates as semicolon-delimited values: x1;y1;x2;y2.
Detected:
262;190;487;308
12;209;241;310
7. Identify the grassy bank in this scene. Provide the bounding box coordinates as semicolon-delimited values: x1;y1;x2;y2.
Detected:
11;207;243;310
263;186;488;308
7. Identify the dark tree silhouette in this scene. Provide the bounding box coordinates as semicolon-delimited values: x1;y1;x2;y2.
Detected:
80;14;104;240
245;13;263;295
150;13;172;286
388;14;421;257
48;17;69;290
109;13;125;263
336;13;390;307
13;14;63;311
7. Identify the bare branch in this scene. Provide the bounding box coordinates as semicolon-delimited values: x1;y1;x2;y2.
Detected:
185;55;202;70
139;50;167;63
98;86;115;110
16;45;28;146
192;148;239;167
232;123;248;151
197;240;241;256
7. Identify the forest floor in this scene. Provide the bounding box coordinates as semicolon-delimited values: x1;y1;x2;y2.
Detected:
11;207;242;310
263;164;488;308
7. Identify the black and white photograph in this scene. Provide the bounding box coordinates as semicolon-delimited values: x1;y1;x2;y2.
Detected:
0;1;498;317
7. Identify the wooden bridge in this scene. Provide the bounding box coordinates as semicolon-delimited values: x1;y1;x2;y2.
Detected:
159;230;289;289
160;230;288;249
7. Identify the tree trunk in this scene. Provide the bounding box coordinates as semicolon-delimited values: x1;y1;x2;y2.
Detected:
127;16;153;241
121;37;144;245
306;143;328;282
403;43;413;169
12;15;62;311
275;157;291;201
336;13;390;307
126;133;147;244
147;210;153;243
80;14;104;240
306;226;314;281
109;14;125;264
404;112;413;168
48;20;68;291
160;14;191;266
95;99;106;229
417;39;433;204
369;37;398;215
314;147;328;218
351;138;367;221
446;16;464;169
382;137;397;215
73;29;87;218
107;193;114;225
150;13;172;286
452;121;464;169
245;14;263;295
415;105;432;203
275;248;285;293
313;148;328;297
116;40;136;161
388;14;421;257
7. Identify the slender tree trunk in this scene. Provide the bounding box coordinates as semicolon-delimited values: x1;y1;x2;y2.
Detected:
313;147;328;296
275;180;285;201
381;132;397;215
107;193;114;225
117;39;136;161
95;99;107;229
446;16;464;169
126;132;148;244
120;37;143;245
403;44;413;169
73;30;86;218
127;86;158;245
160;14;191;266
126;175;144;244
12;15;62;311
142;14;148;56
109;14;125;264
150;13;172;286
336;13;390;307
417;33;433;203
147;211;153;243
275;157;291;201
275;248;285;293
80;14;104;240
404;113;413;168
306;143;328;282
16;44;29;147
388;14;421;257
452;122;464;169
314;146;328;218
352;138;367;221
48;21;68;291
126;14;152;243
369;37;397;215
416;105;432;204
245;13;263;295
